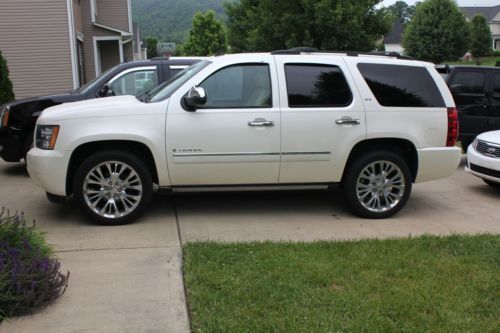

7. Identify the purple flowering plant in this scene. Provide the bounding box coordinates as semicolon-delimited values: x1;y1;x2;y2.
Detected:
0;208;69;322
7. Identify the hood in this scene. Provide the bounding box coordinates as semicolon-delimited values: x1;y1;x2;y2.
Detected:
477;130;500;144
39;95;143;122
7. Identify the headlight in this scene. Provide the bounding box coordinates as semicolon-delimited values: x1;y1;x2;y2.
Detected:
471;138;478;151
36;125;60;150
0;105;10;128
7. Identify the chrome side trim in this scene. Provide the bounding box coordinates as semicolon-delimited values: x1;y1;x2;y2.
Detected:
173;152;280;157
282;151;331;155
172;151;332;163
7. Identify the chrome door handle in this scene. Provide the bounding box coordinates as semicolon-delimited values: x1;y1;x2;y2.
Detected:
335;118;360;125
248;118;275;127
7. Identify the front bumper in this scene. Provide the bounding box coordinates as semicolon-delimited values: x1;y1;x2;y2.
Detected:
0;128;6;147
465;145;500;183
27;148;71;196
0;128;23;162
415;147;462;183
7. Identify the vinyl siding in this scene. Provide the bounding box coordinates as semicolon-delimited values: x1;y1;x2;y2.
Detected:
96;0;131;33
0;0;74;99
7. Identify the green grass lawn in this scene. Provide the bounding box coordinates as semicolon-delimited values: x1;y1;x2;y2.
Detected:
446;56;500;66
183;235;499;333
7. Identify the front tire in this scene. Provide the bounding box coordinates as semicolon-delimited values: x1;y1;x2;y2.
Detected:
483;179;500;187
73;150;153;225
342;151;412;219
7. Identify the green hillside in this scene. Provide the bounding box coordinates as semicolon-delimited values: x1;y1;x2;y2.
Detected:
131;0;228;43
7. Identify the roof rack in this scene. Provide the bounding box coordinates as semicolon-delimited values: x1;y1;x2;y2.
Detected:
271;48;413;60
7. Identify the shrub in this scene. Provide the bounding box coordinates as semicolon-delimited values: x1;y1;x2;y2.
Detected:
0;51;15;104
496;61;500;67
493;50;500;57
0;208;69;323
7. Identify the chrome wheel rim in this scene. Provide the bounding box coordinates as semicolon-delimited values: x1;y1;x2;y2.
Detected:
83;161;143;219
356;160;405;213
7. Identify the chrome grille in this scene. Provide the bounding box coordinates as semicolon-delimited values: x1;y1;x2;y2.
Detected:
476;140;500;158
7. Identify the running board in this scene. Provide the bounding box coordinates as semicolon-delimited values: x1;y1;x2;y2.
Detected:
158;183;338;194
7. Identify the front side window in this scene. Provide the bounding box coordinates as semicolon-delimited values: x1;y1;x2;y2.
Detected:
285;64;352;108
358;63;445;107
450;71;485;95
199;64;272;108
110;69;158;96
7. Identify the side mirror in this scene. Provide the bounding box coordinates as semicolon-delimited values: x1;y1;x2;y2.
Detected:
182;86;207;111
99;83;115;97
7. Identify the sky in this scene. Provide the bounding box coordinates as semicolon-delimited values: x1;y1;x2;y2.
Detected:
380;0;500;6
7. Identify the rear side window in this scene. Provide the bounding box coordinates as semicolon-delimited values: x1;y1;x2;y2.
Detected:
285;64;352;107
357;63;445;107
450;71;485;94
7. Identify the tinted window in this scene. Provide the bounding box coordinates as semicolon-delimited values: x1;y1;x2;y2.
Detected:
285;64;352;107
358;63;445;107
450;71;485;94
199;64;271;108
494;73;500;95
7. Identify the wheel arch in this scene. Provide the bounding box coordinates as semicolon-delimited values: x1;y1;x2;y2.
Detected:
66;140;159;196
342;138;419;183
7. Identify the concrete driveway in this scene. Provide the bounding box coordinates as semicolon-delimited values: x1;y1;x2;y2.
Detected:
0;158;499;332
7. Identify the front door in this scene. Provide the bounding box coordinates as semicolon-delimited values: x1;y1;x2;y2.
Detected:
166;57;281;185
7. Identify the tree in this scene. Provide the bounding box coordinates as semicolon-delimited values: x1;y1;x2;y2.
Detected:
403;0;470;64
470;14;492;64
183;10;227;56
146;37;158;59
0;51;15;104
224;0;392;53
388;1;416;23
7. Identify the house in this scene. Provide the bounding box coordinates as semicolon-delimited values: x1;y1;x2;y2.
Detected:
383;20;404;54
0;0;134;99
461;5;500;51
383;5;500;55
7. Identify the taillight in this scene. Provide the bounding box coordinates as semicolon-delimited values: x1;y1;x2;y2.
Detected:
446;107;458;147
1;109;9;127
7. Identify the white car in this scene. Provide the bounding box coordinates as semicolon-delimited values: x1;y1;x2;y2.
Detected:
465;130;500;186
27;50;461;225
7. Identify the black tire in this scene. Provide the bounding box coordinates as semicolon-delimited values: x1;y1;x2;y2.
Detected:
22;133;34;161
483;179;500;187
341;150;412;219
73;150;153;225
461;139;472;153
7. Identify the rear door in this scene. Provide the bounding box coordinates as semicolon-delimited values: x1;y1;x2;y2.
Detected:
275;55;366;183
489;71;500;132
448;69;489;138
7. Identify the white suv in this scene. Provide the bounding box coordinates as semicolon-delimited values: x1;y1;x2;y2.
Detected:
27;50;461;225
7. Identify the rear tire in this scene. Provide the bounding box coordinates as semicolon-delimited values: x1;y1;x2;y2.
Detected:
73;150;153;225
342;151;412;219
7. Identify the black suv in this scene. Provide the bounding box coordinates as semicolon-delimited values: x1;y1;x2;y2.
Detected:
0;57;201;162
438;65;500;149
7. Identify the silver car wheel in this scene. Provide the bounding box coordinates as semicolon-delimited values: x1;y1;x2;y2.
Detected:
83;161;143;219
356;160;405;213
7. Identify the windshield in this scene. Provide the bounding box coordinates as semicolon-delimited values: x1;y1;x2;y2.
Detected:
73;66;116;94
147;60;211;102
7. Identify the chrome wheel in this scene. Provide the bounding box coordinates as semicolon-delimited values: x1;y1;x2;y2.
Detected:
356;160;405;213
83;161;143;219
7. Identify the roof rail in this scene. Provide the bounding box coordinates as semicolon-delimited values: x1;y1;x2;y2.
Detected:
271;48;413;60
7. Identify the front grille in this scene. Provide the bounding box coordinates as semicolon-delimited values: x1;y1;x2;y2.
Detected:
470;163;500;179
476;140;500;158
